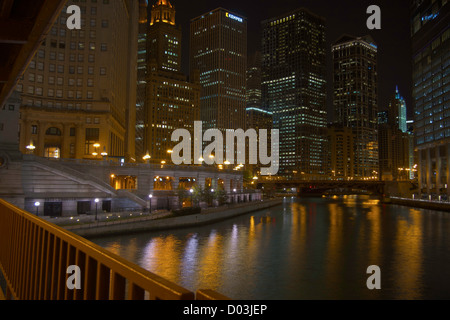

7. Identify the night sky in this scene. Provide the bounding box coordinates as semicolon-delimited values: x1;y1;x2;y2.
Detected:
171;0;413;120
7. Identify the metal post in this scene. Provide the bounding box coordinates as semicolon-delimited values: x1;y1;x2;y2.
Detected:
95;198;99;221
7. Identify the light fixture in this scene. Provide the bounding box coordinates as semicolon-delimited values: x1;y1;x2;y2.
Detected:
143;152;151;161
26;143;36;150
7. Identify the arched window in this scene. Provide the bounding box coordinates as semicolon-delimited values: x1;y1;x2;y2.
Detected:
45;127;62;136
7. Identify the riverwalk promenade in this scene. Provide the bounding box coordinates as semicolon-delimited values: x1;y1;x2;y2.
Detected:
384;196;450;212
43;198;283;238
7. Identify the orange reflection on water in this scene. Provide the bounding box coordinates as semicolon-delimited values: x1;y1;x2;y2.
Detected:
366;205;382;265
393;209;423;299
197;231;225;291
140;235;182;285
325;203;345;292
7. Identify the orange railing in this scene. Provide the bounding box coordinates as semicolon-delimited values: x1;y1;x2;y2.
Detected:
0;199;229;300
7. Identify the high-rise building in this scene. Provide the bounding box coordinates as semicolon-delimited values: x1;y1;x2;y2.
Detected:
327;124;354;180
148;0;181;72
378;88;412;181
393;86;408;133
411;0;449;195
246;51;262;110
144;0;200;163
261;9;327;178
190;8;247;133
16;0;138;161
245;106;273;176
135;0;150;159
332;34;378;179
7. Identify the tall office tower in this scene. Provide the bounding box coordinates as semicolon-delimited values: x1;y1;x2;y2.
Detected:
332;35;378;179
261;9;327;178
411;0;450;195
246;107;273;176
190;8;247;133
135;0;150;159
378;89;411;181
393;86;407;133
16;0;138;161
148;0;181;72
247;51;262;109
145;0;200;163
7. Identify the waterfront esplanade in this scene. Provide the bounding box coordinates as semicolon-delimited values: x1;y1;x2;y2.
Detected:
0;147;250;217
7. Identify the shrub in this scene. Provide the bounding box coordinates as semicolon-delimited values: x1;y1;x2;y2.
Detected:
172;207;202;217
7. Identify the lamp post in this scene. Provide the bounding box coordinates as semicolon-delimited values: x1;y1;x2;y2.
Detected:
34;202;40;216
26;142;36;154
190;188;194;207
95;198;99;221
101;146;108;160
148;194;153;213
143;152;151;164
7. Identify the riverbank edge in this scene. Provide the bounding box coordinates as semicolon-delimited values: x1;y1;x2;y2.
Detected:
382;197;450;212
69;198;283;238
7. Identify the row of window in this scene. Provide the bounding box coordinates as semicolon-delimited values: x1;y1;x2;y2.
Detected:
23;100;93;110
28;61;107;75
24;75;95;86
24;87;95;99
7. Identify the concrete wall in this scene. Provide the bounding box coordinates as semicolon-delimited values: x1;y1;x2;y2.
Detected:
70;198;283;238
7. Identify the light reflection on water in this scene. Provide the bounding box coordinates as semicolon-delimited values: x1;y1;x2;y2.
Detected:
90;196;450;300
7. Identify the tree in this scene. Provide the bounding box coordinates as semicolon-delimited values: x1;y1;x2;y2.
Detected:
175;185;188;209
215;185;228;206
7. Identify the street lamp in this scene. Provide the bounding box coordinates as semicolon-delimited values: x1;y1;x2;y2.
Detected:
148;194;153;212
26;142;36;154
190;188;194;207
95;198;99;221
101;146;108;158
34;201;40;216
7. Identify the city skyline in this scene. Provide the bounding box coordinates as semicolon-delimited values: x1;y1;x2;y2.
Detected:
172;0;413;120
1;0;450;304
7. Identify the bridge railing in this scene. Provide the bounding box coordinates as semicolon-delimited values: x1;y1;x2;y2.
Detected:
0;199;229;300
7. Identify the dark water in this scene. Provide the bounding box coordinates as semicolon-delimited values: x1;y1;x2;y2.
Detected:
90;196;450;300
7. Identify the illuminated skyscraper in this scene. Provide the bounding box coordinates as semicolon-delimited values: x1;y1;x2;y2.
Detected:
378;88;411;181
135;0;150;158
411;0;450;195
394;86;408;133
190;8;247;133
261;9;327;178
144;0;200;163
332;35;378;179
246;51;262;110
148;0;181;72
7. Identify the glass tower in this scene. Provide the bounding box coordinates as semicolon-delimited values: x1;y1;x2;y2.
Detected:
411;0;450;195
261;8;327;178
332;35;378;179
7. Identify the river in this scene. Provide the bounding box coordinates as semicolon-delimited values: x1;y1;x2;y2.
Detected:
90;196;450;299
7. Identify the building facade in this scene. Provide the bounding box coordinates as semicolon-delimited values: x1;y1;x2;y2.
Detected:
261;9;327;178
332;35;379;179
135;0;150;159
246;51;262;110
327;124;354;180
245;107;273;176
411;0;450;195
144;0;200;163
16;0;139;162
190;8;247;133
378;88;413;181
